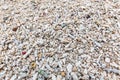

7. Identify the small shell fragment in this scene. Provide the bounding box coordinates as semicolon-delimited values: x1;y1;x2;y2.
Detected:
52;74;56;80
32;73;38;80
0;71;6;78
104;68;120;75
38;53;42;59
60;38;70;44
0;64;4;70
10;75;17;80
29;55;35;61
78;49;84;54
105;57;110;63
46;52;55;57
23;49;32;58
71;72;78;80
57;75;62;80
34;50;38;57
94;41;102;47
18;73;27;80
2;4;9;10
67;63;72;73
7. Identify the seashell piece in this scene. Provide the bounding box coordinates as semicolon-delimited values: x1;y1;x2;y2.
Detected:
67;63;72;73
10;75;17;80
71;72;78;80
52;74;56;80
23;49;32;58
32;73;38;80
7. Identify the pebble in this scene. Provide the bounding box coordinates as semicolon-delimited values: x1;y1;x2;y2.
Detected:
72;66;78;72
105;57;110;63
31;62;36;68
22;51;26;55
38;70;48;78
12;27;18;32
61;71;66;77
